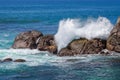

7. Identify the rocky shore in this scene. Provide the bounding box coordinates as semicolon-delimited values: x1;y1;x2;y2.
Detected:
12;17;120;56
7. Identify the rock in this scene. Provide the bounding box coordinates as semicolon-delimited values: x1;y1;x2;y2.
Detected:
58;48;77;56
12;30;43;49
69;38;106;54
3;58;13;62
107;17;120;52
46;45;57;54
68;38;88;54
14;59;26;62
84;39;106;54
58;38;106;56
37;35;57;54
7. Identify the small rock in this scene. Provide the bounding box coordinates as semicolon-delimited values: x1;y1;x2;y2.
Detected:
3;58;13;62
47;45;57;54
14;59;26;62
37;35;57;54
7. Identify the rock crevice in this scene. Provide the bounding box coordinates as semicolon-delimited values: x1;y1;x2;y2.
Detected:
58;38;106;56
107;17;120;52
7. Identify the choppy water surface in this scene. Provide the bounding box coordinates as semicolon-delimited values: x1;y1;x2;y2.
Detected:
0;49;120;80
0;0;120;80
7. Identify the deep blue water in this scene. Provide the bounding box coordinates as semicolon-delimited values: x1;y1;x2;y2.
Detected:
0;0;120;80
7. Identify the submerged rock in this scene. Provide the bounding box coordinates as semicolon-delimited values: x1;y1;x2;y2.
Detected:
3;58;13;62
12;30;43;49
58;38;106;56
14;59;26;62
107;17;120;52
37;35;57;54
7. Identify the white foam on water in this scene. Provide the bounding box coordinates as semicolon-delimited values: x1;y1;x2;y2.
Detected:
0;48;120;70
0;49;43;55
55;17;113;51
0;49;100;69
0;17;118;70
4;34;9;37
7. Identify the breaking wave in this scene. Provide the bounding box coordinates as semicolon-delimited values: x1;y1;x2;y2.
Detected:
55;17;114;51
0;17;118;70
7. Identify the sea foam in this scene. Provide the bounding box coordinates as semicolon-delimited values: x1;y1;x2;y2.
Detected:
55;17;114;51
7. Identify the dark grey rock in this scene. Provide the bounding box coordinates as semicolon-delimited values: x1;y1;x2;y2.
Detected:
3;58;13;62
14;59;26;62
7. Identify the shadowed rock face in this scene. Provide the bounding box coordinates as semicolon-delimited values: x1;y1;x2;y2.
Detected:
37;35;57;54
107;17;120;52
3;58;13;62
1;58;26;63
12;30;43;49
58;38;106;56
58;48;77;56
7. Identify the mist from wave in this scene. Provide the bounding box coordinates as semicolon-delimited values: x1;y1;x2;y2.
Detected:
55;17;113;51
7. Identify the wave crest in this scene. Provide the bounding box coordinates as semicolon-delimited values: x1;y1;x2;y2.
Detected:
55;17;113;51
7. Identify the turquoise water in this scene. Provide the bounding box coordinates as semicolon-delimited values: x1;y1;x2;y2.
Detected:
0;0;120;80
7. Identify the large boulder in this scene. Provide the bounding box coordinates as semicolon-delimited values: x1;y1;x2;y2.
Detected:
107;17;120;52
58;38;106;56
37;35;57;54
12;30;43;49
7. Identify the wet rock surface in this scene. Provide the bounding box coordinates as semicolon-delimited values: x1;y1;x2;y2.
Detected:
58;38;106;56
107;17;120;52
3;58;13;62
12;30;43;49
0;58;26;63
14;59;26;62
58;48;77;56
12;30;57;54
37;35;57;54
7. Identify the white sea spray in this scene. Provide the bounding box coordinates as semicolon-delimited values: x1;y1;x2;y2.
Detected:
55;17;113;51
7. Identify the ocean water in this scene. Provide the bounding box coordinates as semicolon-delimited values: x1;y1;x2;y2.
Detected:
0;0;120;80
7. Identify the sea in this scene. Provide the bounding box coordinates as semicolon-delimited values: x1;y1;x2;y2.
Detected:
0;0;120;80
